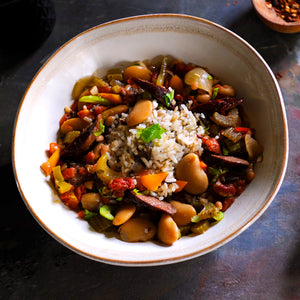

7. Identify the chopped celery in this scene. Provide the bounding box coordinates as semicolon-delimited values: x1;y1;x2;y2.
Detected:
191;220;210;234
213;211;224;222
100;205;114;220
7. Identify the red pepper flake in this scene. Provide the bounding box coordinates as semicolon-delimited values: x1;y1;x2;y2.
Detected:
265;0;300;22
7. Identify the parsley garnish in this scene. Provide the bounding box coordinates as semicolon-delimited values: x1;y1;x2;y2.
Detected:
138;123;167;143
164;88;174;107
83;209;98;220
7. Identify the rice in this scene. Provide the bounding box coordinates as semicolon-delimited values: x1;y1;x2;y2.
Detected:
107;101;204;199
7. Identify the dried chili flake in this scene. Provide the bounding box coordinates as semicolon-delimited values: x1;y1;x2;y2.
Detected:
266;0;300;22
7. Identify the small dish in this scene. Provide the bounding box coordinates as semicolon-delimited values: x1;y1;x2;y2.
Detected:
252;0;300;33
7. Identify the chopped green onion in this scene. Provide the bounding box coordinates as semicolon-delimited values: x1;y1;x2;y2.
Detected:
222;146;229;156
138;123;167;143
164;88;174;107
132;188;141;195
83;209;98;220
79;95;111;106
99;205;114;220
94;119;105;137
116;197;123;201
208;75;213;80
211;87;219;100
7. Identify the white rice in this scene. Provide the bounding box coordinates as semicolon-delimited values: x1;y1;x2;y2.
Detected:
107;101;204;199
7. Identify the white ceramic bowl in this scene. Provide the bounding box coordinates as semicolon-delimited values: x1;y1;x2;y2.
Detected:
12;14;288;266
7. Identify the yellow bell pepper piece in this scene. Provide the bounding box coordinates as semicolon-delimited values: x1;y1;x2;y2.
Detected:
52;165;73;194
95;153;122;185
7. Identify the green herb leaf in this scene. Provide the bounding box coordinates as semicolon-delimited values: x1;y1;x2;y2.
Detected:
94;119;105;137
83;209;98;220
164;88;174;107
208;167;229;183
138;123;167;143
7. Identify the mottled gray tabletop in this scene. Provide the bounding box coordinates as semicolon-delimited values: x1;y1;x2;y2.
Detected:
0;1;299;299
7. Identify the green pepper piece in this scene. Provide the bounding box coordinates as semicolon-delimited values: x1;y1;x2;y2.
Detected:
79;95;111;106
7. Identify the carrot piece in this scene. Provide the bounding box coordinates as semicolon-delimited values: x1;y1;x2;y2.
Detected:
169;75;183;94
174;180;188;192
140;172;168;191
200;160;207;171
40;148;60;176
98;93;122;104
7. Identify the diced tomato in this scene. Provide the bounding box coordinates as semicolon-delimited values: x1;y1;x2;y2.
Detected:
78;210;85;219
59;113;71;127
93;106;106;116
202;137;221;154
60;191;79;209
108;177;136;192
84;151;95;164
98;86;112;93
235;180;246;196
78;166;88;176
235;127;251;134
222;197;235;212
77;108;95;120
200;160;207;171
75;184;86;201
62;167;76;180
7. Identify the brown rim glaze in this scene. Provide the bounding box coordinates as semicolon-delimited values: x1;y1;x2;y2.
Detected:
12;14;289;266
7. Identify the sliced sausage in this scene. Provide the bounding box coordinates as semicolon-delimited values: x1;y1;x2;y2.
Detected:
61;115;102;160
130;77;175;109
129;191;176;215
210;154;250;168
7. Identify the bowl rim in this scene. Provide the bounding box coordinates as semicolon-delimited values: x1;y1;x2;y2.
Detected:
12;13;289;266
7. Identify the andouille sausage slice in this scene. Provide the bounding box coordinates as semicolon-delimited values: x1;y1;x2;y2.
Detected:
129;191;176;215
61;115;102;161
210;154;249;167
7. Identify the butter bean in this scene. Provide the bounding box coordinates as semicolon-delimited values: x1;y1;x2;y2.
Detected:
123;65;152;82
119;218;156;242
126;100;153;127
102;105;129;118
175;153;208;195
216;84;235;96
169;200;196;226
157;214;180;245
81;193;101;211
113;204;136;226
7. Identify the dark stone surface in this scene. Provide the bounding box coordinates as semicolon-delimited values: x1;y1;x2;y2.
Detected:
1;0;299;299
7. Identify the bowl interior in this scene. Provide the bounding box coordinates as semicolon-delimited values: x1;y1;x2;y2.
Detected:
13;14;288;266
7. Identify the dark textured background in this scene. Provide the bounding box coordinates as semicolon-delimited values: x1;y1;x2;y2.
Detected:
1;0;299;299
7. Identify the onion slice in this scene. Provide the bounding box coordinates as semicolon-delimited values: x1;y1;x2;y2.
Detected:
184;67;213;95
